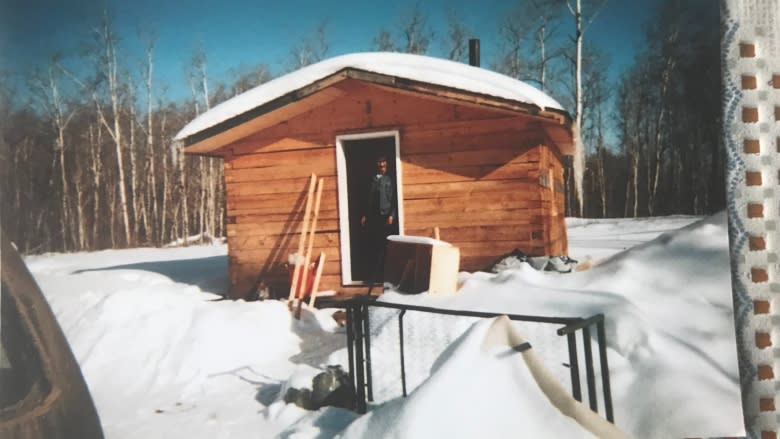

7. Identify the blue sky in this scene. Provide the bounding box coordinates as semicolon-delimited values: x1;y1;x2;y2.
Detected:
1;0;661;105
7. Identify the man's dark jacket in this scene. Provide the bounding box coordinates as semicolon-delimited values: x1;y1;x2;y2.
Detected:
366;174;397;219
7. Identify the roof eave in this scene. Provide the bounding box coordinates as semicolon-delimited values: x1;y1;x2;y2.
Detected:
181;67;573;156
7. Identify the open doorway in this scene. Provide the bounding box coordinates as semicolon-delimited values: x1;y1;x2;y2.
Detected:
335;131;403;285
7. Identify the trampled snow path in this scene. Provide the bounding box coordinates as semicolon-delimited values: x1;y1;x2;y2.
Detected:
23;214;743;438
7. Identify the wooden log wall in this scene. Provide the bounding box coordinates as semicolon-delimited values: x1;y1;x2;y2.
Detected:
539;144;569;255
222;79;568;298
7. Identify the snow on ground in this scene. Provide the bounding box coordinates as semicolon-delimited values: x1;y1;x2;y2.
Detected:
565;215;701;262
355;212;742;439
23;214;743;438
24;245;347;438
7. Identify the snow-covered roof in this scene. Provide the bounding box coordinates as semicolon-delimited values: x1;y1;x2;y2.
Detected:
174;52;566;143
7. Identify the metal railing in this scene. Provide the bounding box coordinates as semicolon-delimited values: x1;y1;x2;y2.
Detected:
317;295;614;423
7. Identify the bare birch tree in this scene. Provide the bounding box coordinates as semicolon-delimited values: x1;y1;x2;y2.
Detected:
565;0;606;217
527;0;564;91
92;10;132;245
140;33;160;243
30;64;77;250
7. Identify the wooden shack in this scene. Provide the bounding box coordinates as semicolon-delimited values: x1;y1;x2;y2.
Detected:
174;53;573;299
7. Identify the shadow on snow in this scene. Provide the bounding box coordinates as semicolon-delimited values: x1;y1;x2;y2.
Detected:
71;255;228;296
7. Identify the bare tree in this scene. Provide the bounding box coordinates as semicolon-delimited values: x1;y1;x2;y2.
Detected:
185;45;210;243
400;4;433;54
443;9;470;62
492;0;564;87
87;120;103;246
187;44;225;243
29;63;77;250
189;44;211;112
565;0;606;217
372;29;397;52
372;4;433;55
616;62;650;218
92;10;132;245
495;16;524;78
527;0;564;91
580;47;611;217
569;0;584;217
159;105;170;244
288;21;329;70
138;31;160;244
127;77;144;239
229;63;271;96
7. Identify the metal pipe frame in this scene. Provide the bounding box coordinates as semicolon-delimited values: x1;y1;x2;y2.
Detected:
334;298;613;424
582;326;598;411
399;309;407;397
566;332;582;402
345;306;355;401
363;305;373;402
597;320;615;423
352;304;366;414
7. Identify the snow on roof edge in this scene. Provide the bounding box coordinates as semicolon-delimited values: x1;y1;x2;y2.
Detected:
174;52;567;142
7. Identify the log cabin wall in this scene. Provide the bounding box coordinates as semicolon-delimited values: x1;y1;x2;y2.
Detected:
539;144;568;255
222;79;566;298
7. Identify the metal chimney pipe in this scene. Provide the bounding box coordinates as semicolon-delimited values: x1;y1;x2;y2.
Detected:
468;39;480;67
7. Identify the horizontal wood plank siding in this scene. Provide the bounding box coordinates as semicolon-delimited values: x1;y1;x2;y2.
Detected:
222;79;567;298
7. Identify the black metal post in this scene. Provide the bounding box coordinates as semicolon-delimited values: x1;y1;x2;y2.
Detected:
582;326;598;412
398;309;408;397
557;314;604;335
346;306;355;394
363;305;374;402
597;320;615;423
353;304;366;414
567;332;582;402
371;300;575;325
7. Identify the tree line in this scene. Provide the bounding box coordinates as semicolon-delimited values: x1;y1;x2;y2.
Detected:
0;0;722;255
574;1;723;218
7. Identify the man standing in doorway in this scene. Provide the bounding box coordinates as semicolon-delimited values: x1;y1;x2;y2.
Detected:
361;155;397;285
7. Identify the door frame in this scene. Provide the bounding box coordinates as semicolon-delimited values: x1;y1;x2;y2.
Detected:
335;130;404;285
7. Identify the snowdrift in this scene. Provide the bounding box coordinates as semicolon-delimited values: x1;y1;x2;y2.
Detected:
23;213;742;438
364;212;742;439
25;246;344;438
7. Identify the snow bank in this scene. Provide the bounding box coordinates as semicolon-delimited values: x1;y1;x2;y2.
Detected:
565;215;701;262
174;52;564;141
25;245;344;438
22;214;742;438
366;212;742;439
